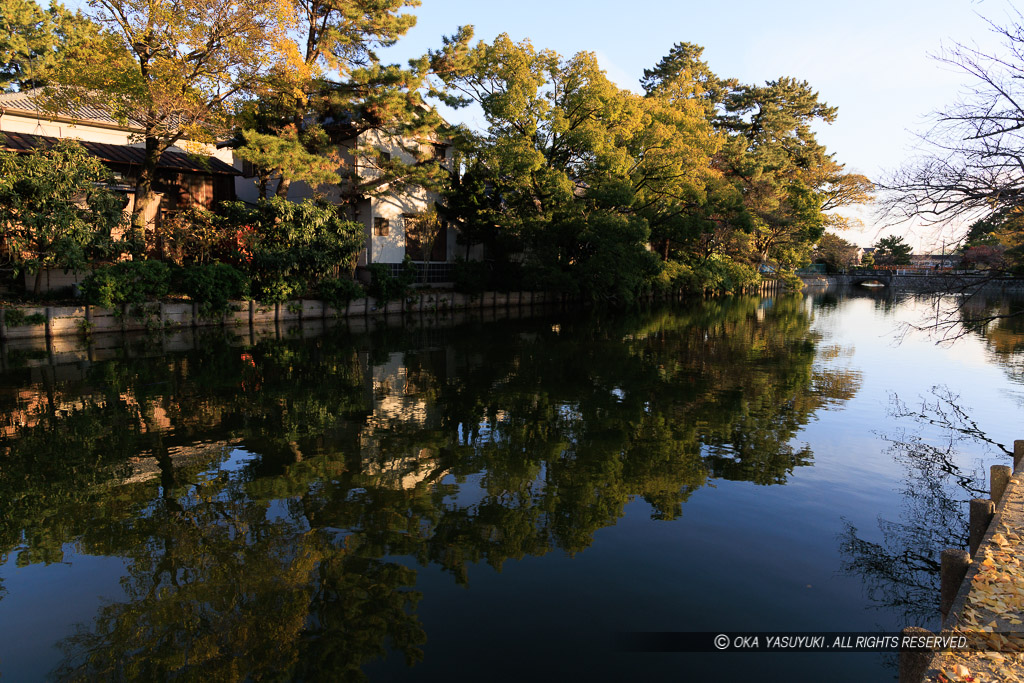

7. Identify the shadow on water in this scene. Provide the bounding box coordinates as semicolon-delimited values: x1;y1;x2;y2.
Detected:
0;295;871;680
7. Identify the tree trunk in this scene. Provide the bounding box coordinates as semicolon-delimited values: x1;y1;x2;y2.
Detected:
258;170;270;200
131;135;163;250
275;172;292;198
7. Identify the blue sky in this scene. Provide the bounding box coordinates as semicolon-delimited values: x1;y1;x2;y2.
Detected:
379;0;1009;248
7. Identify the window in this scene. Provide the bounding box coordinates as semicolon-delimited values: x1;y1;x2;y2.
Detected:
431;144;446;160
373;217;390;237
241;159;257;178
379;151;391;163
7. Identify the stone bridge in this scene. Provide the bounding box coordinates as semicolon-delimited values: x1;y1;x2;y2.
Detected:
845;271;893;287
800;272;1024;294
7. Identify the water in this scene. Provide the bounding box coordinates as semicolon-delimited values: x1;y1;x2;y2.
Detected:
0;289;1021;681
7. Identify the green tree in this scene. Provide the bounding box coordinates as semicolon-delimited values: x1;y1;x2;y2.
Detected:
639;44;870;281
434;35;719;301
873;235;913;266
0;139;125;293
233;127;340;200
0;0;102;92
719;77;837;267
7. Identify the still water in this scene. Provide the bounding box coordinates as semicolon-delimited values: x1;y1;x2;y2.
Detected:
0;289;1021;681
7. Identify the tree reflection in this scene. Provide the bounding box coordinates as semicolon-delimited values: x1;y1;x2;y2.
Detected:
0;298;861;678
838;386;1010;627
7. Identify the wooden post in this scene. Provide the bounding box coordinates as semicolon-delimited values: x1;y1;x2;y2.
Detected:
899;626;933;683
1014;440;1024;470
991;465;1012;505
940;549;970;622
969;498;995;556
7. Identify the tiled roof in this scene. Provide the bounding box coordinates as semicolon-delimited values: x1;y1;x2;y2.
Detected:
1;131;238;175
0;88;142;128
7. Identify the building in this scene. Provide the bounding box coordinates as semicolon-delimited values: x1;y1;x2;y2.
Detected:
0;89;239;227
233;126;482;284
2;89;478;284
909;253;962;270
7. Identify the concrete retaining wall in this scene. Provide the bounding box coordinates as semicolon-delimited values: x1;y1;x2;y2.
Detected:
0;290;576;341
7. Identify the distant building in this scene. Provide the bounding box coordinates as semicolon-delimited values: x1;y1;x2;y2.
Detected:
909;254;961;269
856;247;875;264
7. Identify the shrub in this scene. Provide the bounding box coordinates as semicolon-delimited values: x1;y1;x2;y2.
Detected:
155;207;241;266
367;256;417;302
252;275;298;304
174;263;249;316
3;309;47;327
319;278;364;310
80;261;171;308
779;272;805;292
684;257;760;294
652;261;697;294
220;197;364;300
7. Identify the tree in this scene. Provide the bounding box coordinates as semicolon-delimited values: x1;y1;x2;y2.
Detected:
718;77;838;267
813;232;859;272
873;235;912;266
233;127;340;200
0;139;125;293
883;8;1024;234
0;0;102;92
961;244;1006;270
50;0;290;234
232;1;468;205
639;44;872;280
433;35;718;301
220;197;366;301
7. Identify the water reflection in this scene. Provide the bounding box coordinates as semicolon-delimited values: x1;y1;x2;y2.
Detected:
833;286;1023;630
0;296;863;679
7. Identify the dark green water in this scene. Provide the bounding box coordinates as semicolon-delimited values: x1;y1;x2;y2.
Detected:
0;290;1022;681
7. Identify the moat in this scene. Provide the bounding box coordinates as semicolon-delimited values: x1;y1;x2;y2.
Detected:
0;289;1021;681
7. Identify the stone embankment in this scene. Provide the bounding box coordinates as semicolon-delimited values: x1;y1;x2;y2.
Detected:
901;442;1024;683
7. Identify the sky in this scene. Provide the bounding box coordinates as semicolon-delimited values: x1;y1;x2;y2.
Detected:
375;0;1013;250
